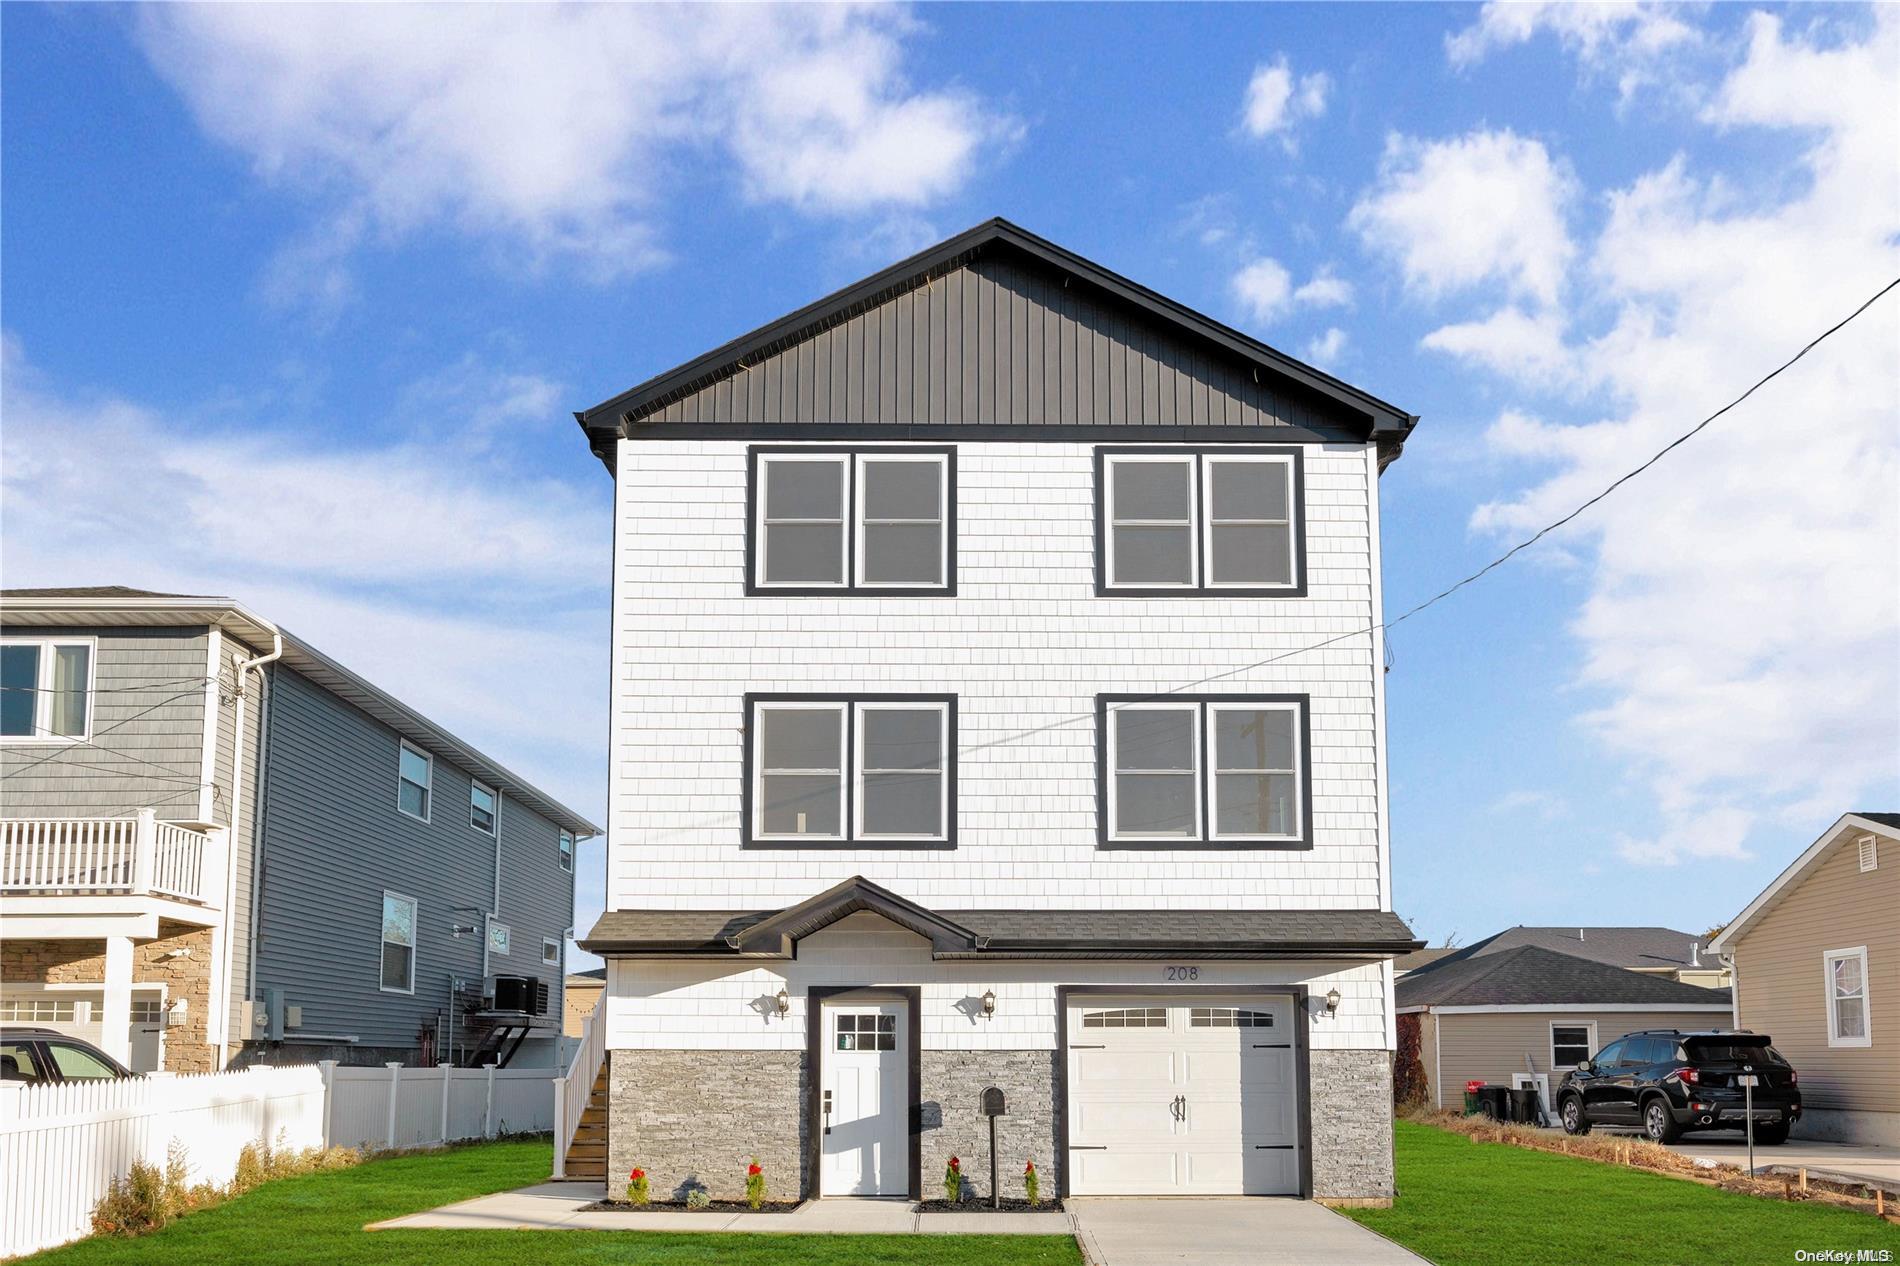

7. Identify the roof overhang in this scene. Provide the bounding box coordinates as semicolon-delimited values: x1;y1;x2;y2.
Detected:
0;594;602;837
1708;813;1899;955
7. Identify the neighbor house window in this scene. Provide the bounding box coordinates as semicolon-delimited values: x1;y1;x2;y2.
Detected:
541;937;560;967
470;781;498;835
380;892;417;993
750;448;954;594
1824;946;1872;1048
1097;448;1303;595
0;638;95;741
746;695;955;846
397;741;432;821
558;831;574;873
1551;1023;1596;1069
1099;695;1308;847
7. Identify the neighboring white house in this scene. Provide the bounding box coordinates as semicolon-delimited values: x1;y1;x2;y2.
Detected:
570;219;1420;1204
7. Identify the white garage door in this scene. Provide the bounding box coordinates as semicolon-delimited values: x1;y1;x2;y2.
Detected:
1066;994;1299;1195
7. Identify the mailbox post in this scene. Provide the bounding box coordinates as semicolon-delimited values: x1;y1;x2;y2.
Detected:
1739;1071;1759;1175
982;1087;1007;1208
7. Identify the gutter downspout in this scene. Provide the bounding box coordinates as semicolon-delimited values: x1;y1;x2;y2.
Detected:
218;630;284;1065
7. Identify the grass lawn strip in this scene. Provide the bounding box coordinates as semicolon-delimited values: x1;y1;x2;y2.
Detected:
1346;1121;1900;1266
21;1139;1081;1266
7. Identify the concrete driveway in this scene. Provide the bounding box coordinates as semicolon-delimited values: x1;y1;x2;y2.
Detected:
1661;1134;1900;1189
1068;1199;1428;1266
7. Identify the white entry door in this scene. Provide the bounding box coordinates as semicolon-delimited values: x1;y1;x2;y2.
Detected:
1066;995;1300;1195
820;1000;908;1196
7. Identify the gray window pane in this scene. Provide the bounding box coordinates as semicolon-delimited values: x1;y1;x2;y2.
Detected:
862;523;941;584
398;780;428;818
0;645;37;736
862;772;942;836
1112;460;1192;520
1213;709;1295;772
1115;708;1194;771
764;522;844;584
862;708;941;771
760;774;841;835
1208;461;1288;521
1209;524;1292;585
1116;773;1196;836
1215;772;1297;836
759;707;841;771
764;459;844;519
1112;525;1193;585
50;645;89;737
400;745;431;788
381;942;412;991
862;460;941;520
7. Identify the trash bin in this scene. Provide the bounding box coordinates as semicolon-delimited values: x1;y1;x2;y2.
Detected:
1472;1086;1511;1119
1507;1087;1540;1124
1463;1081;1485;1116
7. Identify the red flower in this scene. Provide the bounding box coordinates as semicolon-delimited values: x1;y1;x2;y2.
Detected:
630;1168;645;1179
949;1156;960;1169
748;1163;762;1176
1024;1161;1035;1173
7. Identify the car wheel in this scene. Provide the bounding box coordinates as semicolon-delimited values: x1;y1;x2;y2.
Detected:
1560;1096;1590;1135
1643;1098;1681;1144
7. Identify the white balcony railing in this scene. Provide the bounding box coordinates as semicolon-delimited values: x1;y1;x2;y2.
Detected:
0;811;223;906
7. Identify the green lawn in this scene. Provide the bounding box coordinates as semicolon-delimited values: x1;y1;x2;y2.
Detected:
1346;1120;1900;1266
24;1139;1081;1266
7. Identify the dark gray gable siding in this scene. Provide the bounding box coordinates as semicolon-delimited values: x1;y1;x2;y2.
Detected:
253;665;571;1058
634;252;1365;441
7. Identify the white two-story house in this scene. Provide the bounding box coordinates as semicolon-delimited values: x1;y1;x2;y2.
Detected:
569;219;1420;1206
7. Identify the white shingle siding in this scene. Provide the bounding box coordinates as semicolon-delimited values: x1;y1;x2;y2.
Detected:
609;438;1386;911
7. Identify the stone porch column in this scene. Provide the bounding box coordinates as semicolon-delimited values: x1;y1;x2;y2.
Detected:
100;936;133;1064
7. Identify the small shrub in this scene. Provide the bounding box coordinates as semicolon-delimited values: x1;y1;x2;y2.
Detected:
943;1155;962;1203
91;1162;169;1237
745;1157;765;1210
1023;1158;1040;1205
91;1135;361;1244
627;1167;650;1205
686;1186;712;1210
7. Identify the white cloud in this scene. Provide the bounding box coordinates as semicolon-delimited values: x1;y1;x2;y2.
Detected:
1349;130;1576;306
1464;11;1900;864
1293;271;1355;309
1241;57;1329;144
1421;306;1576;385
1304;327;1347;367
1489;789;1568;822
1446;2;1696;72
135;5;1005;296
1230;257;1293;323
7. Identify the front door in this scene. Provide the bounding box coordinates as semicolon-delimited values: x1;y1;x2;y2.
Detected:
128;993;165;1073
819;1000;908;1196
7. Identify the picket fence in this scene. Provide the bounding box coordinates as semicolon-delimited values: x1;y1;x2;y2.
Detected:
0;1061;555;1259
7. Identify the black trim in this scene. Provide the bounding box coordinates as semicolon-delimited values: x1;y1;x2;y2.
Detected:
745;446;957;597
1095;693;1314;851
1054;984;1315;1200
806;985;923;1200
742;694;957;850
632;421;1361;445
1093;446;1308;599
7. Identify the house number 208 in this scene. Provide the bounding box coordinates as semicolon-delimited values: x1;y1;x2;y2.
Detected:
1165;966;1200;981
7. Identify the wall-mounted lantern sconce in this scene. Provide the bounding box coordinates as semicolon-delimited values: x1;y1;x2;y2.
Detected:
775;988;790;1017
981;989;997;1018
1324;988;1341;1016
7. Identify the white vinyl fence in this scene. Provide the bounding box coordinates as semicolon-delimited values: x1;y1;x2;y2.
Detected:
0;1061;554;1259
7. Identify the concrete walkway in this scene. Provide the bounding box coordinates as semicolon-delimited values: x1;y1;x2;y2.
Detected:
1068;1198;1430;1266
368;1183;1071;1235
1662;1135;1900;1190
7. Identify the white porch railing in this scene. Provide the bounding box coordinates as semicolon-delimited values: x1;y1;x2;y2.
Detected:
0;810;223;906
552;1001;606;1180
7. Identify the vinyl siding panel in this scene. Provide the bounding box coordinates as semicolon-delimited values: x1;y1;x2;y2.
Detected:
1424;1009;1733;1109
1730;837;1898;1112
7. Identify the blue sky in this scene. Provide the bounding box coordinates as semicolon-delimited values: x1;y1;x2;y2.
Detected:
4;3;1896;962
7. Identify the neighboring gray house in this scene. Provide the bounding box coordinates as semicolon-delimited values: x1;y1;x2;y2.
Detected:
0;587;598;1073
1447;925;1731;988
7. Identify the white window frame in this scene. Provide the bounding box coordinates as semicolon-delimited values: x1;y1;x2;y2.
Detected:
397;740;433;823
1105;701;1203;843
470;780;498;836
1103;453;1199;590
1550;1020;1598;1071
750;700;849;843
1823;946;1872;1049
379;891;418;995
541;936;561;967
1200;453;1298;591
852;701;951;842
0;636;98;745
1205;700;1304;843
558;831;575;873
755;451;850;590
851;452;950;590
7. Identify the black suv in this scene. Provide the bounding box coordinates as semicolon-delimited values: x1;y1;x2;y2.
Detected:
1556;1030;1801;1144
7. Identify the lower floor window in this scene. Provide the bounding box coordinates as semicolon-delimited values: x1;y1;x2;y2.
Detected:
1551;1024;1594;1068
748;696;954;845
1100;695;1308;846
1825;947;1871;1046
381;892;417;992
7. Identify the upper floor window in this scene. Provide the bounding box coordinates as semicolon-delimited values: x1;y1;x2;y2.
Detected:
1096;448;1304;596
380;891;417;993
541;936;561;967
1824;946;1871;1048
0;638;94;741
748;448;954;595
470;781;498;835
397;741;433;821
745;695;955;848
1098;694;1309;849
558;830;575;873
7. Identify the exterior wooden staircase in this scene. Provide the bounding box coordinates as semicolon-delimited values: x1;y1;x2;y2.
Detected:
563;1064;609;1181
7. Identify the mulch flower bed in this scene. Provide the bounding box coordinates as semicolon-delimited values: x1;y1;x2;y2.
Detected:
915;1198;1063;1213
581;1199;803;1214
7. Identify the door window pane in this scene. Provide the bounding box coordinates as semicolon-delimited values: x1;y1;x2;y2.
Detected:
0;645;38;736
762;459;846;585
0;1044;42;1082
757;706;844;837
46;1042;118;1080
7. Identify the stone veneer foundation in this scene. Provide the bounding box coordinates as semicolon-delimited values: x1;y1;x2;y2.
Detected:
0;922;217;1073
607;1049;807;1201
1309;1049;1396;1203
919;1050;1061;1200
